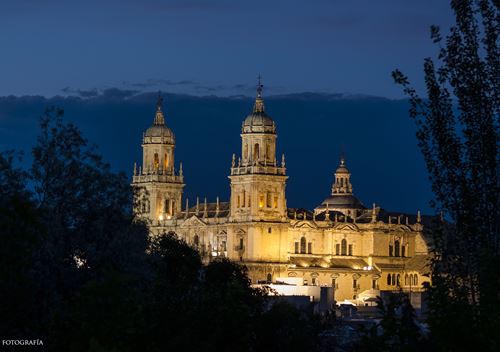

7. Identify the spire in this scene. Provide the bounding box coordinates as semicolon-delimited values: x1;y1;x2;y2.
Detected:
154;92;165;125
371;203;377;223
253;74;265;113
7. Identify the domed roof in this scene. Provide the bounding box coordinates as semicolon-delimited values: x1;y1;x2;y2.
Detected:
335;157;349;174
242;78;276;134
242;111;275;133
318;194;365;209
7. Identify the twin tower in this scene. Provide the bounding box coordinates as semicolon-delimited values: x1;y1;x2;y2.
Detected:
132;82;288;224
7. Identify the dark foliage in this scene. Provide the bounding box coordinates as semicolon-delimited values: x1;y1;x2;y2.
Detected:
0;110;325;351
393;0;499;350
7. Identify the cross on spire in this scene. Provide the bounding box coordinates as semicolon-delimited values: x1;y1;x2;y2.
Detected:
253;74;265;113
154;91;165;125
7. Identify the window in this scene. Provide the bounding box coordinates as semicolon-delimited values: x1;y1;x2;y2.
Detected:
405;274;409;286
341;239;347;256
268;227;272;234
221;241;227;251
259;195;265;208
413;274;418;286
164;199;170;214
312;277;316;285
372;280;377;289
273;196;278;208
307;242;312;254
391;274;396;286
164;153;169;168
332;278;337;289
353;279;358;289
335;243;340;255
387;274;391;285
267;192;272;208
193;235;199;247
395;240;400;257
348;244;353;256
300;237;307;254
154;153;159;169
397;274;401;286
294;242;299;254
389;244;394;256
239;238;244;250
266;273;272;283
254;143;260;160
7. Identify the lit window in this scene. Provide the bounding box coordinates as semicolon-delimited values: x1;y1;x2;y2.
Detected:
259;195;265;208
273;196;278;208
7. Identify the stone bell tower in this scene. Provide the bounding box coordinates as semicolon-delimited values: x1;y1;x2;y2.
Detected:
229;79;288;223
132;94;185;223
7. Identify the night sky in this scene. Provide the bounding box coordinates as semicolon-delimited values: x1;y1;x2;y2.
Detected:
2;0;453;97
0;0;456;215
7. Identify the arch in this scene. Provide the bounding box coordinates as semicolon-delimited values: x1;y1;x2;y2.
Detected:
394;240;400;257
387;273;391;285
341;239;347;256
254;143;260;160
300;236;307;254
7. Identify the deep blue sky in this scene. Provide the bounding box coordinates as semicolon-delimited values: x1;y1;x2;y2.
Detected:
1;0;454;98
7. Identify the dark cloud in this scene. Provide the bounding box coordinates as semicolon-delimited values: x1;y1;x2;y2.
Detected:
101;88;139;99
77;89;100;98
129;79;198;89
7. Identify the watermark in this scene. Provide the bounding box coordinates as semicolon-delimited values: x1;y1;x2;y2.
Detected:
2;339;43;346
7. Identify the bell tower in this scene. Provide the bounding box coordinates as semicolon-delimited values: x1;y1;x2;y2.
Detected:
132;94;185;223
229;79;288;223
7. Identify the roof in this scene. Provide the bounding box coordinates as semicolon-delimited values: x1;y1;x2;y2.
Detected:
242;111;276;134
316;194;365;210
175;201;230;219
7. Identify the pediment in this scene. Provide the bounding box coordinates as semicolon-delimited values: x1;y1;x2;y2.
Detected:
333;223;359;231
292;221;318;229
180;215;207;228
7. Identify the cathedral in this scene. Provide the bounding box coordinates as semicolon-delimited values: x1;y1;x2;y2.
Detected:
131;83;431;304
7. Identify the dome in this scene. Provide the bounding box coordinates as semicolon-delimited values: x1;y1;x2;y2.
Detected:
242;111;276;133
335;157;349;174
317;194;365;210
144;124;175;142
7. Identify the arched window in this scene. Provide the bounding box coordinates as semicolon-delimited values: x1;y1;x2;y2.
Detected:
266;273;272;283
391;274;396;286
164;153;169;169
154;153;159;169
341;239;347;256
300;236;307;254
164;199;170;213
254;143;260;160
394;240;400;257
387;273;391;285
401;243;406;257
266;192;272;208
413;274;418;286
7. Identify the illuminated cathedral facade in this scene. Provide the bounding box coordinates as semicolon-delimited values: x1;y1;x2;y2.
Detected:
132;84;431;303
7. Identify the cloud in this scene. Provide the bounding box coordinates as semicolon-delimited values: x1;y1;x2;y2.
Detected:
128;79;198;89
100;88;139;99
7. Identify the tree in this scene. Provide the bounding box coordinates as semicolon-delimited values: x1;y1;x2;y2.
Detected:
392;1;499;350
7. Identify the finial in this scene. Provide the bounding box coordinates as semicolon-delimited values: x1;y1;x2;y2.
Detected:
133;162;137;176
238;157;241;167
196;197;200;216
185;198;189;218
281;154;286;168
138;166;142;175
371;203;377;223
253;75;265;113
179;162;183;177
216;196;220;216
232;153;236;168
154;92;165;125
203;197;208;218
417;210;421;223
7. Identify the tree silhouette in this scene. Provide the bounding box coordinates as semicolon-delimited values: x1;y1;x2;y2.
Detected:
393;1;499;350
